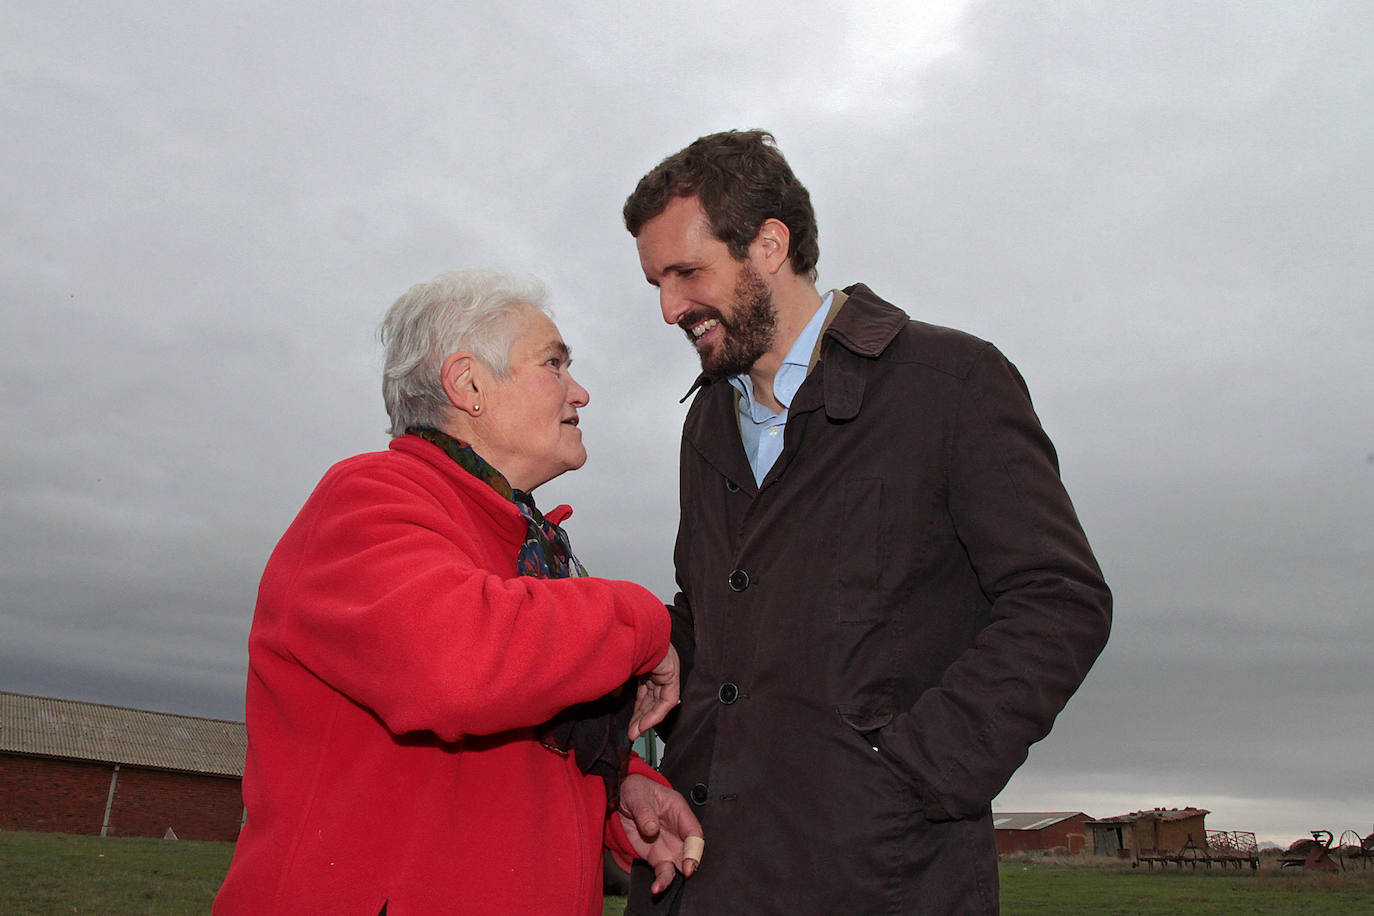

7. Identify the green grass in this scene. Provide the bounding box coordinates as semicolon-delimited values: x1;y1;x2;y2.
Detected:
607;858;1374;915
0;830;234;914
0;831;623;915
3;832;1371;915
999;857;1374;915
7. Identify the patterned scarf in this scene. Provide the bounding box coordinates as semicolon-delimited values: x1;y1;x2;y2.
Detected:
409;427;632;800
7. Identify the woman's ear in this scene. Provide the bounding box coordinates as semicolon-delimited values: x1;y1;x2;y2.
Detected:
440;353;482;417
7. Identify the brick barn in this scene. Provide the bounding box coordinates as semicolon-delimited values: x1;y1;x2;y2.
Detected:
992;811;1091;855
0;691;246;841
1085;807;1210;858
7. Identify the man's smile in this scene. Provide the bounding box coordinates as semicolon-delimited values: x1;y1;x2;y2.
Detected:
690;318;719;339
680;311;725;348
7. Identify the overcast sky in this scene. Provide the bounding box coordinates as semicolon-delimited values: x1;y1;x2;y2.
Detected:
3;1;1371;847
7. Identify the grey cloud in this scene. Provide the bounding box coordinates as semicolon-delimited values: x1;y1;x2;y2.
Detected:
2;0;1371;845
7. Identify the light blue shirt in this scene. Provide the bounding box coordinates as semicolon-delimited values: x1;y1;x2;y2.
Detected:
729;291;834;485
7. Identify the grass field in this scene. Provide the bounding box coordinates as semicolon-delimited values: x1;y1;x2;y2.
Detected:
995;855;1374;915
3;832;1372;914
0;830;233;914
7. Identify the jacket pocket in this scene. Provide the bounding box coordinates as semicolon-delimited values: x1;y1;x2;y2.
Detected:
836;705;922;813
836;705;893;747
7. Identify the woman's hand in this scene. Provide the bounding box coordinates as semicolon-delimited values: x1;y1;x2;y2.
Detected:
617;772;704;894
628;644;680;741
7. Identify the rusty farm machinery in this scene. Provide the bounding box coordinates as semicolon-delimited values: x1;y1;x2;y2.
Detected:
1279;828;1374;872
1135;830;1261;870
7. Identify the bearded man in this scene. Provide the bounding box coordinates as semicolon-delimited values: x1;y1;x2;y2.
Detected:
620;130;1112;915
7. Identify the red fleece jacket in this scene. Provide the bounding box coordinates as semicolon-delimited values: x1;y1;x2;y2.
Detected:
215;435;670;915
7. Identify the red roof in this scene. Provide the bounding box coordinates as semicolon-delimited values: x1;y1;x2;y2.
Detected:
1088;807;1209;825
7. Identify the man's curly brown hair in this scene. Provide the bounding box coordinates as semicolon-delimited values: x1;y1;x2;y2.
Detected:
623;130;819;282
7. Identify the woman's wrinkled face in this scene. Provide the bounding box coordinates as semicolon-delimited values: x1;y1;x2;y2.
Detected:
474;308;589;492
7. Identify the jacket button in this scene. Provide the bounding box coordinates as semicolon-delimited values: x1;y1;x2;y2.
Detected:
725;479;741;493
689;783;709;806
718;682;739;704
728;569;750;591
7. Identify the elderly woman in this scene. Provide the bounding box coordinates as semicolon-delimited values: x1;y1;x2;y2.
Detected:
215;270;700;915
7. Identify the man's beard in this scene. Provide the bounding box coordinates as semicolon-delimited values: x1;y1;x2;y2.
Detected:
685;262;777;380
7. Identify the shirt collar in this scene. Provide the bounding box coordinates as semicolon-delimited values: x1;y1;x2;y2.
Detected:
729;290;834;420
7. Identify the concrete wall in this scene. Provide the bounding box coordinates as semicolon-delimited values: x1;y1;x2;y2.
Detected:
1;753;244;841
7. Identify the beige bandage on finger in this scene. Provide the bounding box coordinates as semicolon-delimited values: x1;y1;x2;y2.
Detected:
683;835;705;863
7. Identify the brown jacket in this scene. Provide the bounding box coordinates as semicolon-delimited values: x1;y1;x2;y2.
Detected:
628;284;1111;915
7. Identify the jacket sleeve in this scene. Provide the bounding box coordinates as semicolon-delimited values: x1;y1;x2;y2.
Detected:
257;459;671;742
643;593;696;744
603;754;674;863
880;344;1112;821
652;436;700;743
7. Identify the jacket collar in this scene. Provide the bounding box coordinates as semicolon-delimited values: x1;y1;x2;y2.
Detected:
678;283;907;405
808;283;907;420
679;283;909;484
391;434;528;546
826;283;908;358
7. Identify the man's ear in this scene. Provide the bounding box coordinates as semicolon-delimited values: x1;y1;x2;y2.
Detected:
750;217;792;276
440;353;481;417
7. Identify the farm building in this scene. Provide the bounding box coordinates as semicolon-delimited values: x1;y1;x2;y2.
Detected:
1085;807;1210;859
0;691;246;841
993;811;1091;855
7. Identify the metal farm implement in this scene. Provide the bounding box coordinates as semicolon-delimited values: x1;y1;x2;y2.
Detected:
1135;830;1260;870
1279;829;1374;872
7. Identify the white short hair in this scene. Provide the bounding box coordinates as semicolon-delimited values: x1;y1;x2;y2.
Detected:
379;268;551;437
